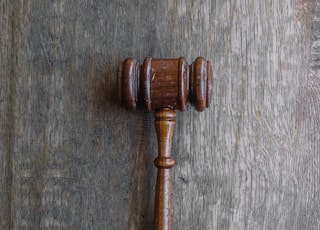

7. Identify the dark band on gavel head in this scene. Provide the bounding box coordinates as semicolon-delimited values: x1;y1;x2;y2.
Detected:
118;57;213;112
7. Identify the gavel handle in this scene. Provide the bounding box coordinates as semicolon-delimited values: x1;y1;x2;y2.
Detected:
153;109;176;230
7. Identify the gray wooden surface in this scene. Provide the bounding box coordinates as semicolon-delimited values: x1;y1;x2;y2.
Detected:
1;0;319;229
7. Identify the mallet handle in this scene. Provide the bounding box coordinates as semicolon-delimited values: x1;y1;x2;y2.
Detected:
153;109;176;230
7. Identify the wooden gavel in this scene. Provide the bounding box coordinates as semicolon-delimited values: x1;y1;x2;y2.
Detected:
118;57;213;230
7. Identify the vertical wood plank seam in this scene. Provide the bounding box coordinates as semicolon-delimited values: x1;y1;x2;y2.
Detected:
7;1;17;229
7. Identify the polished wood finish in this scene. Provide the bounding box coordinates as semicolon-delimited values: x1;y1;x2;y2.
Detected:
118;57;213;111
153;109;176;230
118;56;212;230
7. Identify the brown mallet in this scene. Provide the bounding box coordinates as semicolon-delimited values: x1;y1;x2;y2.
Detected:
118;57;213;230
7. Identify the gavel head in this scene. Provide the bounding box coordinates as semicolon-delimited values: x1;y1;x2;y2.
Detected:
118;57;213;112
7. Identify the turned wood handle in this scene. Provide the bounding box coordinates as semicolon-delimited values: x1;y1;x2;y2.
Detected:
153;109;175;230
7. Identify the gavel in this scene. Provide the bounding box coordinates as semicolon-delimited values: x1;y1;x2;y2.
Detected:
118;56;213;230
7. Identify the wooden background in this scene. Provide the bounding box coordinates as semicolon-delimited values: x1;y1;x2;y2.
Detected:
1;0;320;229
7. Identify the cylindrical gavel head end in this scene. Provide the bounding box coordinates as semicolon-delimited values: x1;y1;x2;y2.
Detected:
118;56;213;112
190;57;213;112
118;57;140;110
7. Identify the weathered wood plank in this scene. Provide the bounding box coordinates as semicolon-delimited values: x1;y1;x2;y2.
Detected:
1;0;319;230
294;2;320;228
172;0;317;229
0;1;13;229
7;1;158;229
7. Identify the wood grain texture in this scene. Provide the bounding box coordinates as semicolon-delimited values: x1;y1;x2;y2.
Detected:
0;0;319;230
153;109;176;230
118;56;212;112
